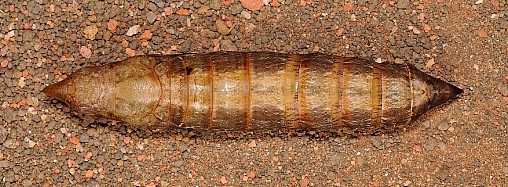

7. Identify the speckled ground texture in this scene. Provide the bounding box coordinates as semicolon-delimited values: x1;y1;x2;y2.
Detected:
0;0;507;186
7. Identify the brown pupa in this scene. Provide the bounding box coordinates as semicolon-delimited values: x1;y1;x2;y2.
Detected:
43;52;462;135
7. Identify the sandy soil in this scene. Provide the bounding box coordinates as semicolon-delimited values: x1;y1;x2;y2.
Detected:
0;0;507;186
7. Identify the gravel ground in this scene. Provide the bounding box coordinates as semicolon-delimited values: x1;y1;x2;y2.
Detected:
0;0;507;186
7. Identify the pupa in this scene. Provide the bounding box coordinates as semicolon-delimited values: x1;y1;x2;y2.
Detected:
43;52;462;135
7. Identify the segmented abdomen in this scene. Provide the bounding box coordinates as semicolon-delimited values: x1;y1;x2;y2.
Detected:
152;52;412;133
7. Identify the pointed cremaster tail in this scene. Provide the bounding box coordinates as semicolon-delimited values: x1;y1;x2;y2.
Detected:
409;65;463;120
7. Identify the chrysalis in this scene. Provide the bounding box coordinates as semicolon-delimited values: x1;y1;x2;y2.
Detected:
43;52;462;134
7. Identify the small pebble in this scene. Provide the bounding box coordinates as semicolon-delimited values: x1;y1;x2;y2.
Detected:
176;9;192;16
498;83;508;96
246;170;256;178
54;133;63;143
241;11;252;19
0;160;10;168
139;30;153;40
174;160;184;167
500;20;508;29
164;7;174;15
220;176;227;184
1;60;8;68
299;177;310;187
215;20;230;35
403;180;411;186
79;46;92;59
79;133;90;143
438;122;450;131
146;2;157;11
69;137;80;145
397;0;410;9
413;144;423;152
22;179;33;187
29;97;39;107
197;6;209;14
477;29;488;37
423;24;431;32
438;170;450;181
371;139;382;149
85;170;93;179
231;4;244;15
126;48;136;57
126;25;141;36
210;0;222;10
423;139;438;151
3;139;16;148
343;2;354;12
241;0;264;11
248;140;256;148
221;39;237;51
0;128;6;143
146;12;156;24
394;58;404;64
27;140;36;147
425;58;435;69
83;25;98;40
161;181;169;187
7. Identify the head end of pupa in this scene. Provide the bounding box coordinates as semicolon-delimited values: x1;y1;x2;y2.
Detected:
42;77;75;106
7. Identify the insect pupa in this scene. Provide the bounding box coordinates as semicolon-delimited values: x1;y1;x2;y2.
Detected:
43;52;462;135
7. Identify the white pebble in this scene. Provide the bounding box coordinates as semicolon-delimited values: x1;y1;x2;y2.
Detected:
241;11;251;20
126;25;141;36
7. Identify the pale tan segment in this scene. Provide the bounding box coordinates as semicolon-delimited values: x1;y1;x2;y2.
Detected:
343;65;373;130
380;67;411;126
341;66;351;126
249;53;286;130
168;57;187;126
298;55;337;129
211;54;248;130
185;55;212;128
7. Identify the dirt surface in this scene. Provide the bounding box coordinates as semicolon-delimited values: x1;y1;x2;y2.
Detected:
0;0;507;186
